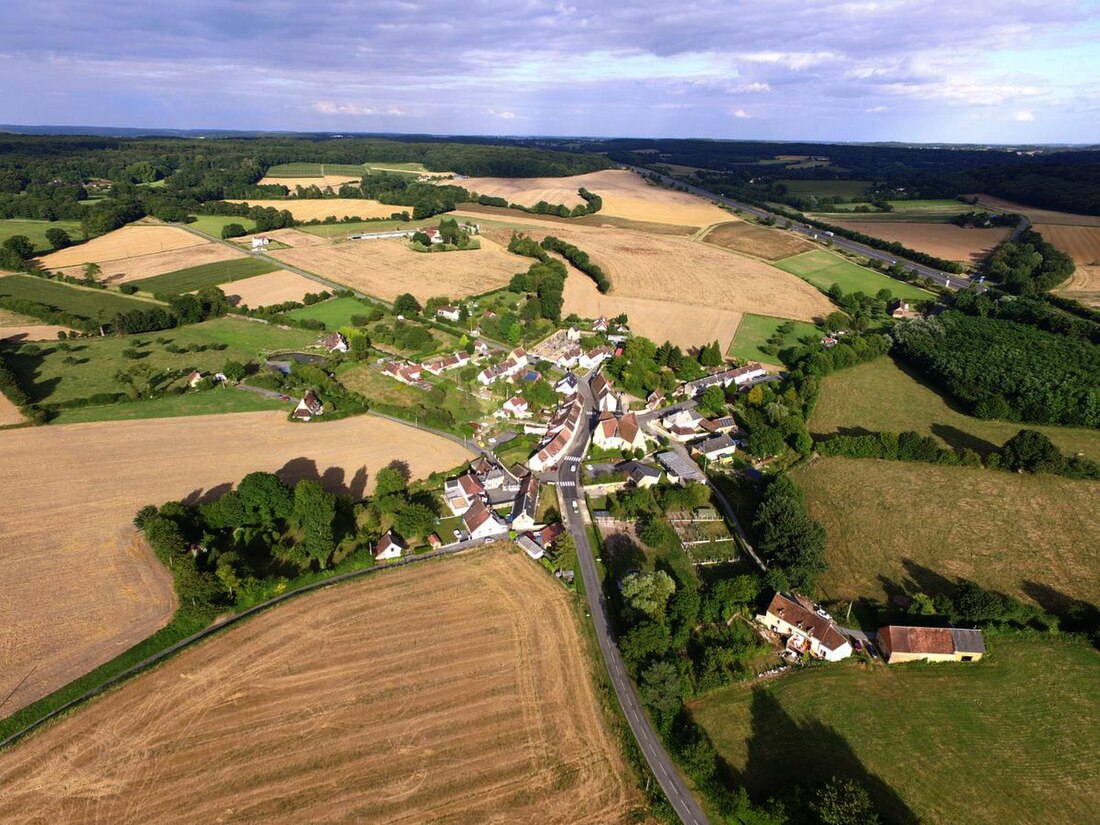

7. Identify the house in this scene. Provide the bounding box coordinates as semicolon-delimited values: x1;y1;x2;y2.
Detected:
443;472;485;515
292;390;324;421
510;474;539;532
421;350;470;376
322;331;348;353
620;461;662;488
477;348;528;385
501;395;531;419
661;407;707;442
694;433;737;462
374;530;405;561
529;397;584;472
462;500;508;540
418;227;443;244
877;626;986;664
579;345;613;371
436;305;461;322
186;370;205;388
756;592;852;662
645;390;665;411
555;373;579;398
657;450;707;485
532;522;564;549
889;299;916;320
427;533;442;549
556;345;582;369
566;326;582;342
821;335;838;349
591;373;616;412
251;236;270;250
382;361;423;385
471;456;513;491
593;316;609;333
680;363;768;398
709;416;741;435
593;411;647;452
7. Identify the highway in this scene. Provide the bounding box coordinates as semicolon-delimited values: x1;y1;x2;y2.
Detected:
557;376;710;825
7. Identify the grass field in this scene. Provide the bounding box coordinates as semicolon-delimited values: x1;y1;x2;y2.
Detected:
286;296;367;328
0;219;86;254
340;364;486;434
792;456;1100;608
779;180;870;198
51;386;288;424
773;250;933;301
0;548;639;822
809;356;1100;461
0;411;472;716
0;274;161;320
728;314;820;362
131;257;278;294
691;637;1100;825
701;221;816;260
829;221;1010;263
186;214;257;236
296;218;415;238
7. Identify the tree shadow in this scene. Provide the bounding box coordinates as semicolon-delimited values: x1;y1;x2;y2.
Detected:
1021;581;1100;647
277;457;320;486
320;465;346;493
348;466;369;501
929;423;1000;456
385;458;412;484
726;688;919;824
180;482;234;506
603;532;647;578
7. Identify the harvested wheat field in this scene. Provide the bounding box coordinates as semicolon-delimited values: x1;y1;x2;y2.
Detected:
1055;265;1100;308
37;225;206;269
57;242;244;283
224;198;405;221
461;169;733;227
703;221;817;260
831;220;1011;263
241;227;328;247
0;324;75;342
970;194;1100;227
270;235;529;301
0;412;472;716
1033;224;1100;265
224;270;320;308
0;548;640;824
258;174;364;189
0;392;22;426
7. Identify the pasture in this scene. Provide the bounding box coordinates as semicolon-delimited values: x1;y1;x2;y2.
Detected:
702;221;816;260
691;637;1100;825
1054;265;1100;308
225;270;320;308
773;250;932;301
1033;224;1100;265
727;314;820;363
0;274;161;320
286;296;367;328
792;456;1100;607
0;219;86;254
186;214;258;236
51;387;287;424
779;179;870;198
0;548;640;824
829;221;1011;263
37;224;205;269
0;412;473;715
131;257;278;294
223;198;408;221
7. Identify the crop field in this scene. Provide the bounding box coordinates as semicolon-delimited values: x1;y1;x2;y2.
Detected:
774;250;933;300
295;217;416;238
792;456;1100;607
225;270;320;308
691;637;1100;825
1033;224;1100;265
269;235;528;302
0;411;473;716
702;221;817;260
829;220;1011;263
264;162;371;178
779;179;871;198
61;242;248;284
1054;265;1100;308
0;219;86;254
223;198;408;221
0;274;161;319
131;257;278;294
186;214;258;236
0;324;75;342
37;224;206;269
0;392;23;426
809;356;1100;460
727;314;821;363
971;193;1100;227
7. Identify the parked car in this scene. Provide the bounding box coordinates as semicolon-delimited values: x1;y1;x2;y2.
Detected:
571;500;579;512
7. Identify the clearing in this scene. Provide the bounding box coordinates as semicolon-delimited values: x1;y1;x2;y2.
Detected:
0;548;640;824
224;270;321;308
828;221;1011;264
691;637;1100;825
809;355;1100;461
269;235;529;302
701;221;817;260
223;198;408;221
37;224;206;270
1054;265;1100;308
0;411;472;716
130;257;278;294
774;250;933;301
792;456;1100;607
0;219;87;254
1032;224;1100;265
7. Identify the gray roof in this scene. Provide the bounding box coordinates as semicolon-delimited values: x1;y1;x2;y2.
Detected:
950;628;986;655
657;450;706;482
697;433;736;454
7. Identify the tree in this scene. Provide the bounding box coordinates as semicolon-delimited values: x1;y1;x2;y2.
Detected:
45;227;72;249
220;223;247;239
621;570;676;621
83;262;102;281
2;235;34;259
639;660;683;728
395;502;436;538
373;465;408;497
290;479;336;568
236;471;293;526
619;620;671;673
998;429;1065;474
394;293;422;316
753;475;828;591
699;340;723;368
813;777;880;825
222;360;247;381
699;383;726;417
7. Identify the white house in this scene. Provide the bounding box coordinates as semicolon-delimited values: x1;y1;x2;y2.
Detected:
555;373;579;398
477;348;528;385
591;374;616;412
463;500;508;540
422;351;469;375
661;407;706;442
436;305;461;322
444;472;485;516
383;361;423;385
509;474;539;532
566;326;582;342
680;363;768;398
501;395;531;419
756;592;852;662
374;530;405;561
251;236;270;250
593;411;647;452
322;332;348;353
579;346;613;371
292;390;324;421
593;316;609;333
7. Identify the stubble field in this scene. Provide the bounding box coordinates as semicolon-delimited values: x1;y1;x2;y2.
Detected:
37;225;206;270
0;392;22;425
223;269;321;308
0;412;472;715
0;549;640;824
829;220;1011;263
0;324;75;342
702;221;817;260
1033;224;1100;264
224;198;407;221
1055;265;1100;308
971;194;1100;227
53;240;245;284
258;173;363;189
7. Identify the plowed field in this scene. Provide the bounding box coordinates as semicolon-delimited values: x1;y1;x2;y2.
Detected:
1033;224;1100;265
224;269;320;308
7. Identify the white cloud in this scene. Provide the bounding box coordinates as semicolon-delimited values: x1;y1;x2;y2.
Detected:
865;105;888;113
1014;110;1036;121
312;101;405;116
731;108;750;119
485;108;517;120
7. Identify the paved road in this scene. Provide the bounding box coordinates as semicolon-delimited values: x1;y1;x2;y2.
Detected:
557;377;710;825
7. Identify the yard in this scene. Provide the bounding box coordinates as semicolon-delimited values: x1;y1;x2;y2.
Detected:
691;636;1100;825
773;250;933;301
727;314;821;363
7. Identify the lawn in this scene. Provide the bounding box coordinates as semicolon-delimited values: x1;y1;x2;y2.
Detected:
691;637;1100;825
3;317;318;406
0;274;162;320
773;250;932;301
131;258;278;294
51;386;287;424
187;215;258;237
779;180;870;198
286;297;370;328
809;356;1100;461
728;314;821;363
338;362;485;436
0;219;87;254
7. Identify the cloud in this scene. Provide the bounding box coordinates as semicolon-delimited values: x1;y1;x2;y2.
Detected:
865;105;888;113
313;102;405;117
1014;110;1036;122
485;108;518;120
731;108;750;119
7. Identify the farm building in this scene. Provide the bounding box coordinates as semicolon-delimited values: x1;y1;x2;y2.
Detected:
292;391;324;421
756;592;852;662
374;530;405;561
877;626;986;664
436;305;461;322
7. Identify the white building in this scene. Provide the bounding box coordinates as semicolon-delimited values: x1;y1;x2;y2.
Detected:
756;592;852;662
463;500;508;540
374;531;405;561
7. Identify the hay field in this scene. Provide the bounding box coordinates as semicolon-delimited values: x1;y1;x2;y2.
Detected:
37;225;206;269
0;324;75;342
225;270;321;308
702;221;816;260
244;227;328;247
55;241;244;283
224;199;406;221
270;236;529;301
258;174;363;189
1033;224;1100;264
0;392;22;426
0;412;472;715
0;549;640;824
1054;265;1100;308
830;220;1011;263
970;194;1100;227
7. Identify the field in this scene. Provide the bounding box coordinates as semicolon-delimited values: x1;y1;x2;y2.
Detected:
691;637;1100;825
37;224;205;269
223;198;408;221
727;314;821;363
62;242;248;284
971;193;1100;227
828;221;1011;263
1033;224;1100;265
0;219;86;254
295;217;414;238
269;235;529;302
51;387;287;424
225;270;320;308
773;250;933;301
0;324;74;342
0;392;22;426
0;274;162;319
286;296;366;328
186;214;258;236
701;221;816;260
809;356;1100;461
0;412;473;715
130;257;278;294
0;548;638;823
779;180;871;198
793;456;1100;607
1054;265;1100;308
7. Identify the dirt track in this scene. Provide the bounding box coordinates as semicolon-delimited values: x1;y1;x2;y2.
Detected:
0;549;640;824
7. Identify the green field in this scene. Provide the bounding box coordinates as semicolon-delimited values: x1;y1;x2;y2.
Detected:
0;219;87;254
691;637;1100;825
339;362;485;435
52;386;288;424
0;274;162;319
728;314;821;363
265;162;371;178
296;218;416;238
131;258;278;294
2;316;317;406
810;356;1100;461
286;297;368;328
780;180;870;198
816;199;969;217
774;250;932;301
186;214;258;237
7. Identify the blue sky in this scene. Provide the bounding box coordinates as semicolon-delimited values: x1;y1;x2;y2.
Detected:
2;0;1098;143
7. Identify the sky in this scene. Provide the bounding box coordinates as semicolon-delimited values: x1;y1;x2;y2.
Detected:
2;0;1099;143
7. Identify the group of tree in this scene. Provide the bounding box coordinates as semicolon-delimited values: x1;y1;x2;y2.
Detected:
539;235;611;292
507;234;567;323
604;336;724;397
953;289;1099;344
751;474;828;592
983;229;1075;295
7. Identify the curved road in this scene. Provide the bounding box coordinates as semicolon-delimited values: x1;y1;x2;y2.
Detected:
557;376;710;825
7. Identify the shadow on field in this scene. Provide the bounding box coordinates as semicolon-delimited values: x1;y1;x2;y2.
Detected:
727;689;919;824
930;423;1000;456
1021;581;1100;648
181;482;233;506
277;457;370;499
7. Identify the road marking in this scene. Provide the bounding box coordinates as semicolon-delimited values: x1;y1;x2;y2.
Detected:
558;480;576;488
